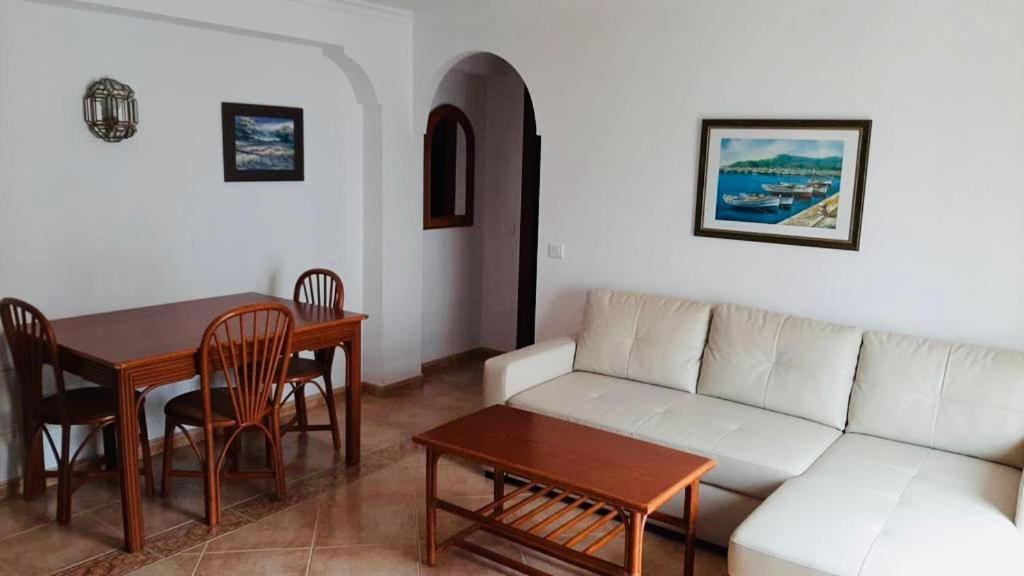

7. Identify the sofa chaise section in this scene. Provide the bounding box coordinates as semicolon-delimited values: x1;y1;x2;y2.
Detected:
730;433;1024;575
730;331;1024;575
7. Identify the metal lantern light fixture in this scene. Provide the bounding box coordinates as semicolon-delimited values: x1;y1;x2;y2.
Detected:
83;77;138;142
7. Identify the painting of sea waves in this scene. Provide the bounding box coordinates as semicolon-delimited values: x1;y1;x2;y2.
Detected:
234;115;295;171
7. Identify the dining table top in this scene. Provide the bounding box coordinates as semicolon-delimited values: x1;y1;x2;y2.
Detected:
49;292;368;369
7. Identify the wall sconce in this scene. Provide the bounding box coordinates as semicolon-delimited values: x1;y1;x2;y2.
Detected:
83;77;138;142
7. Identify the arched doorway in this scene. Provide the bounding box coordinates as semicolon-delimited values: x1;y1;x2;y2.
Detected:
420;53;540;367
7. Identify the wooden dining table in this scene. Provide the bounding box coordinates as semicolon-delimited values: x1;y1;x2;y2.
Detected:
35;292;367;551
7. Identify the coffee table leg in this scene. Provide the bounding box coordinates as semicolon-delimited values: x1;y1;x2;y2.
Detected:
626;510;647;575
425;448;440;566
684;482;700;576
493;467;505;513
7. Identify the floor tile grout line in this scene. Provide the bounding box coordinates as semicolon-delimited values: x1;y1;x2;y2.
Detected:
189;541;209;576
0;495;122;545
302;499;321;576
203;546;317;555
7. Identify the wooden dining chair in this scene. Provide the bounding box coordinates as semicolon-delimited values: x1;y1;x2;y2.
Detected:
0;298;154;524
281;268;345;450
160;303;294;526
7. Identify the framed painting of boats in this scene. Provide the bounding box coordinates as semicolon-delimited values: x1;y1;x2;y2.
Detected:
694;119;871;250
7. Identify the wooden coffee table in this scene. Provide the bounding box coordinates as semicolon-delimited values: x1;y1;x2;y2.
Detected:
413;405;715;575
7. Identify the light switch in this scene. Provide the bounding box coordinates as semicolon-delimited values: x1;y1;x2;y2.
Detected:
547;242;565;259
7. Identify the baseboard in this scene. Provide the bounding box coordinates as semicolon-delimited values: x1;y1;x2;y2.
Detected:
364;375;423;397
363;347;503;397
421;347;504;375
0;386;348;500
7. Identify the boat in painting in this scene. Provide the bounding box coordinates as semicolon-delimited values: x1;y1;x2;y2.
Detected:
809;179;833;196
779;194;794;209
761;182;813;199
724;193;781;211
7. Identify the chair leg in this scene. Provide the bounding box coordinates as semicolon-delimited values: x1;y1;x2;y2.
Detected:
102;426;118;471
202;424;219;527
22;425;44;501
228;427;241;473
270;416;286;501
322;371;342;451
137;401;155;497
264;433;273;469
294;383;309;433
57;425;72;525
161;418;175;498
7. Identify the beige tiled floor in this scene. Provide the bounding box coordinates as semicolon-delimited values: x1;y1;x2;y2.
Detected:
0;359;728;575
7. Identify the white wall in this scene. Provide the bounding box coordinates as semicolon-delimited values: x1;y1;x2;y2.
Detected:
0;0;413;481
421;59;524;362
414;0;1024;351
422;69;485;362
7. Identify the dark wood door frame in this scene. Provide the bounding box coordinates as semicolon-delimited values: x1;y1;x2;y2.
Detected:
516;88;541;349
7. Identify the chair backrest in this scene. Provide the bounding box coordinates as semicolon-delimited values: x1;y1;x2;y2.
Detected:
0;298;67;423
849;330;1024;469
293;268;344;311
200;303;295;428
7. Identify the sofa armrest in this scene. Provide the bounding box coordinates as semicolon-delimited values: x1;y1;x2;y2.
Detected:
483;337;577;407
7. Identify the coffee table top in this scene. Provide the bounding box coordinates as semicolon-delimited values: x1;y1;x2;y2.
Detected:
413;405;715;514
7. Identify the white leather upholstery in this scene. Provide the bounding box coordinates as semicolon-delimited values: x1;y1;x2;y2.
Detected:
1018;471;1023;531
657;481;762;548
488;289;1024;569
849;331;1024;468
574;289;711;392
482;337;576;407
730;433;1024;575
508;373;840;499
697;304;862;430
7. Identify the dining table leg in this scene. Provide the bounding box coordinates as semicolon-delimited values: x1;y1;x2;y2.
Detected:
344;328;362;466
114;371;144;551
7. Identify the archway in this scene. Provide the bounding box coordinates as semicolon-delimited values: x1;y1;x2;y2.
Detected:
420;52;541;367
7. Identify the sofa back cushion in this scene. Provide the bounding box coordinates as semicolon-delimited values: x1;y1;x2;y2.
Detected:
696;304;862;430
574;289;711;392
849;331;1024;469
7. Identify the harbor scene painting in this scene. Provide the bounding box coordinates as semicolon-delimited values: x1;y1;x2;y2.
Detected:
694;119;871;251
715;138;843;228
222;103;304;182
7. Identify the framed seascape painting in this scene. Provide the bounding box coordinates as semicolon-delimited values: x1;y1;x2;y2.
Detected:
221;103;304;182
694;119;871;250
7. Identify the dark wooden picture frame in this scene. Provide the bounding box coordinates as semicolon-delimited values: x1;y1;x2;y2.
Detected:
694;119;871;251
424;104;475;229
222;102;304;182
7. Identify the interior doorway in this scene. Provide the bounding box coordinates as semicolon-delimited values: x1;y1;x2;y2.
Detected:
420;53;540;366
516;89;540;349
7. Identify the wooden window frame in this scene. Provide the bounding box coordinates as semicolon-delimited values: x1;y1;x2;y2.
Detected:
424;104;475;230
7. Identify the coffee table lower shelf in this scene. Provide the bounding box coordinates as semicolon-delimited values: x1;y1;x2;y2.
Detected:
423;451;701;576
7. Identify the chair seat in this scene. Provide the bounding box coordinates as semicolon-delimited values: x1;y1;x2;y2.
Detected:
41;387;118;425
285;357;326;383
164;388;264;427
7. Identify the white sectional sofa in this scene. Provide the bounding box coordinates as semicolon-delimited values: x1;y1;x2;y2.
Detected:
484;289;1024;575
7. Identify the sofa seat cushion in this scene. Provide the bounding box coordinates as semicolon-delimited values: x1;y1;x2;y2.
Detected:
730;433;1024;576
508;372;840;499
